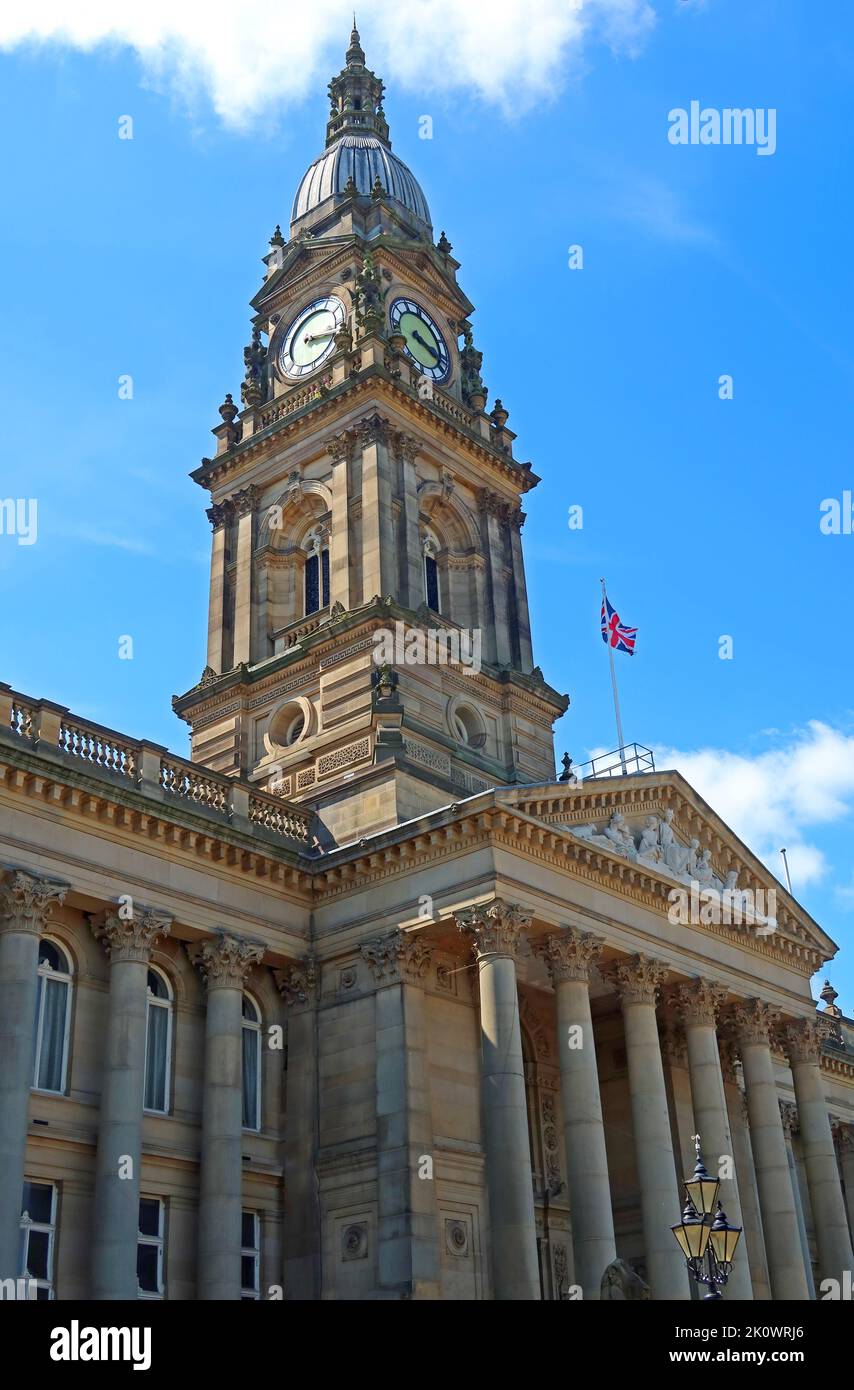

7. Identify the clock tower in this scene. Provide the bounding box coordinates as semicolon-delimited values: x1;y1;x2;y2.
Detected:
173;24;568;846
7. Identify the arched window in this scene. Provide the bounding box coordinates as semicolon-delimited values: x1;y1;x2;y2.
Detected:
143;968;173;1114
423;532;440;613
242;994;261;1132
33;940;72;1094
304;532;330;616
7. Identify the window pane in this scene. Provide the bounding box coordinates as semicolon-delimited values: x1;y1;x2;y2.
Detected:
39;942;63;972
147;970;168;1000
25;1230;50;1279
138;1199;160;1238
137;1243;159;1293
305;553;319;615
241;1255;257;1290
242;1028;259;1130
426;555;440;612
144;1005;169;1112
321;548;330;607
22;1182;53;1224
36;978;67;1091
241;1212;256;1248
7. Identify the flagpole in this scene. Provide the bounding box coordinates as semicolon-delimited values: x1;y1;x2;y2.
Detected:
601;577;628;774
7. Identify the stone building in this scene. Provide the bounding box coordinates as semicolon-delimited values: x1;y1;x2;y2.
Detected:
0;27;852;1302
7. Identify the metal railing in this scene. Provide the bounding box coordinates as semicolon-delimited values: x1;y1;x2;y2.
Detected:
565;743;656;782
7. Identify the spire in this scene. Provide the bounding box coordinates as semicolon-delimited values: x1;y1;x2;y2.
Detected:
326;22;390;148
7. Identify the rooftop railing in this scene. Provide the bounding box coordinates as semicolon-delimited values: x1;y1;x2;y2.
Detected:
564;743;656;782
0;684;314;850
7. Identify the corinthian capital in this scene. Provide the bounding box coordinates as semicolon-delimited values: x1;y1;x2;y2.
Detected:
357;412;390;448
604;953;669;1007
784;1016;826;1065
274;954;318;1008
188;932;264;989
361;930;431;985
456;899;532;961
731;998;779;1046
0;869;68;936
231;485;258;518
390;430;419;466
533;928;603;984
325;427;356;464
779;1100;799;1138
92;908;172;963
676;978;727;1028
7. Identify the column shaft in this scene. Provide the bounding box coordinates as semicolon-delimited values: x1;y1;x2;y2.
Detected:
278;961;321;1301
232;490;255;665
611;956;690;1299
720;1048;771;1299
735;1002;809;1300
787;1021;854;1285
206;514;227;672
0;872;67;1282
459;902;539;1300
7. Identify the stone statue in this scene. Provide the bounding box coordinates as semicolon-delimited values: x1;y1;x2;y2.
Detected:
695;847;715;887
600;1259;651;1301
604;812;637;858
637;816;662;862
659;809;682;872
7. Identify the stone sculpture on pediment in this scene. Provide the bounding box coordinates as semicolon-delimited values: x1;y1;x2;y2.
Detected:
562;806;731;895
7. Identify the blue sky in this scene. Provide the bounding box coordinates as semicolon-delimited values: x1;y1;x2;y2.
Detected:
1;1;852;1004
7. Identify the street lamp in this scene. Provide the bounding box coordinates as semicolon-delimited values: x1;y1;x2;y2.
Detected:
671;1135;742;1299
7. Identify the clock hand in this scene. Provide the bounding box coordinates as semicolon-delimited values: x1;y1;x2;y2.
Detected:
412;329;439;359
303;329;334;344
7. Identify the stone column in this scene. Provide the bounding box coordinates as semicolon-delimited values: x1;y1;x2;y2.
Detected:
0;870;67;1281
732;1000;810;1300
719;1038;771;1299
206;502;229;673
831;1122;854;1243
779;1102;816;1298
785;1018;854;1285
359;414;395;601
534;930;616;1299
232;486;257;665
457;900;540;1300
276;956;321;1301
392;432;423;609
508;508;534;673
362;930;441;1298
477;492;512;667
608;954;690;1300
90;909;172;1299
675;980;753;1300
326;429;353;611
190;933;264;1300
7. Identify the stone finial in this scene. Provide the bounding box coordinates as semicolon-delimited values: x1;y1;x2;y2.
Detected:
490;399;509;429
533;928;603;984
218;393;238;425
557;752;575;783
604;953;669;1007
92;909;172;963
675;978;728;1028
188;933;264;989
436;230;453;256
361;929;431;985
269;224;285;248
274;954;318;1008
456;899;533;961
0;869;68;935
730;997;779;1046
820;979;842;1017
241;326;267;408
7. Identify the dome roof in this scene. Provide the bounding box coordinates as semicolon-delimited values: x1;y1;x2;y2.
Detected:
291;133;431;230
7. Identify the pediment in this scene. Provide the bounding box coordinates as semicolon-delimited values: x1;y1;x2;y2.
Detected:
497;772;837;962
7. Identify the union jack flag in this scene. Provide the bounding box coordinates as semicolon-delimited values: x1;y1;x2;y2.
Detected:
601;594;637;655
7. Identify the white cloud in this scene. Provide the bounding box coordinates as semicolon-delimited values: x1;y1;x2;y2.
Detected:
652;722;854;888
0;0;656;128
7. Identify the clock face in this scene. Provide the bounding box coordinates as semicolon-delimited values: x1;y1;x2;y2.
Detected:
389;297;451;382
277;295;346;379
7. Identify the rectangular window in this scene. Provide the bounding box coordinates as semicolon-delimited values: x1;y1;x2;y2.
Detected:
19;1181;57;1300
321;547;330;608
137;1198;165;1299
305;552;319;615
241;1211;260;1300
425;554;440;613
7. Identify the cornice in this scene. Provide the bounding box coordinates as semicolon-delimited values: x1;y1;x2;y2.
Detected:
191;369;537;498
